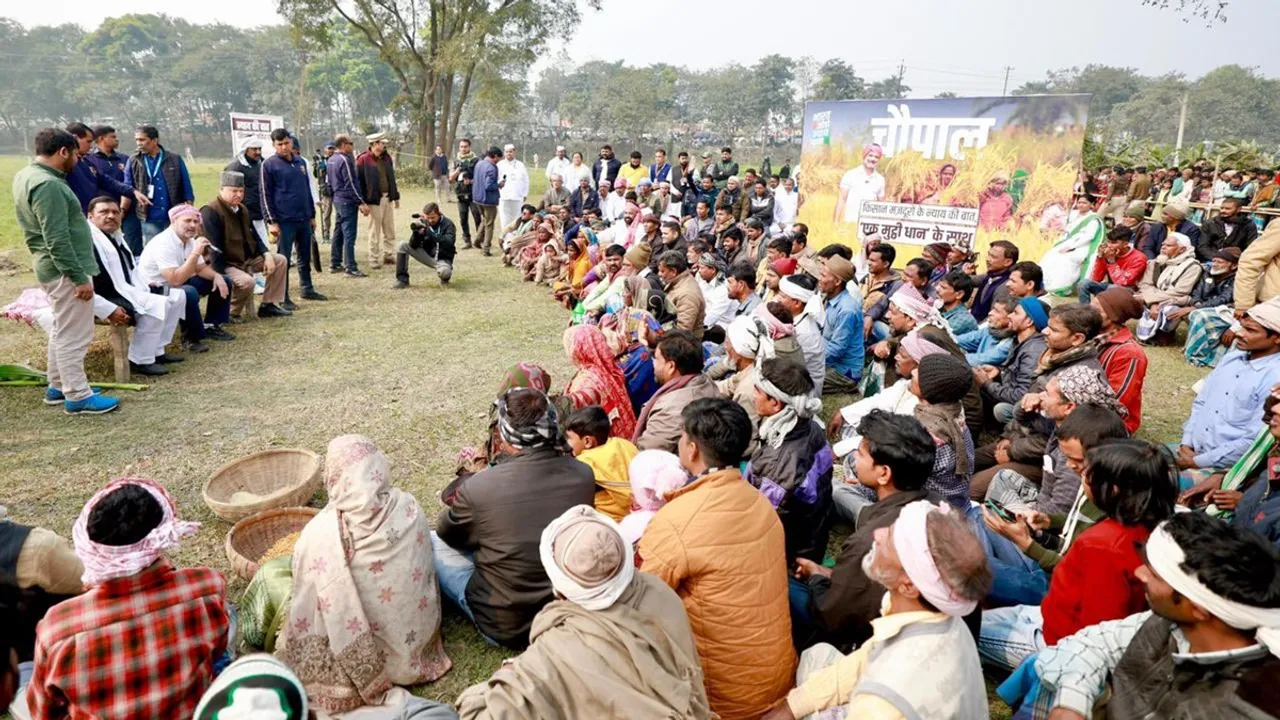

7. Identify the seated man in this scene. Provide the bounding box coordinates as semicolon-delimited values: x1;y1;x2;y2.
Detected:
433;387;596;648
640;398;796;720
775;273;826;395
766;500;992;720
0;506;84;672
937;268;979;335
632;330;719;452
199;171;289;320
860;243;902;341
394;201;456;288
1091;287;1147;433
1006;260;1044;299
25;480;229;719
957;289;1017;367
455;506;711;719
747;358;833;563
974;296;1049;426
136;205;233;354
1078;225;1148;303
695;253;734;331
794;409;939;650
657;251;706;340
86;196;185;376
1134;231;1202;319
1033;512;1280;720
1178;247;1241;367
1175;298;1280;487
818;254;864;395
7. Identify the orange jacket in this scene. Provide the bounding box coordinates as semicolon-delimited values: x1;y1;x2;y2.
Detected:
639;468;796;719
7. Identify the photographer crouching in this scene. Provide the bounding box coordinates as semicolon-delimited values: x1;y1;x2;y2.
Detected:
393;202;456;288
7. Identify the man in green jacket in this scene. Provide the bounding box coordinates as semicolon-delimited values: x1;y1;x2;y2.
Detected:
12;128;120;414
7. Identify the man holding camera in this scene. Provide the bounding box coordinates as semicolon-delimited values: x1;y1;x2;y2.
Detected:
393;202;456;288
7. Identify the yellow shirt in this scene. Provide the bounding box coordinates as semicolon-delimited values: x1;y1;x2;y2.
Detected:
618;163;649;190
576;437;639;521
786;610;950;719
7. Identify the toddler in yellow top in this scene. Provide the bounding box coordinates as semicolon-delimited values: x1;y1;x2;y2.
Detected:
566;406;639;521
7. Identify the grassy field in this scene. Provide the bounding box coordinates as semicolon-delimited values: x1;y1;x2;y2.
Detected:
0;156;1210;712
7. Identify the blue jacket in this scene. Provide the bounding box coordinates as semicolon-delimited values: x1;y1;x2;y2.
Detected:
1235;476;1280;551
261;152;315;224
823;289;865;381
68;154;135;213
1144;219;1202;260
957;326;1014;366
327;152;362;206
471;158;500;206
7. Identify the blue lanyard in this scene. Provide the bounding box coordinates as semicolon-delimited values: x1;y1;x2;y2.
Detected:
144;150;164;181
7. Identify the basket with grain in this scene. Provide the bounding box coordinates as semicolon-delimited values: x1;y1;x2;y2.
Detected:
225;506;319;580
203;448;322;522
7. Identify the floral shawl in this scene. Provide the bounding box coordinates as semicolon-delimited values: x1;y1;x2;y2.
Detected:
278;435;451;713
563;325;638;439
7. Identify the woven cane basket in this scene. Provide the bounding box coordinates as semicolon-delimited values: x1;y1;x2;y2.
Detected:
203;448;322;522
225;506;319;580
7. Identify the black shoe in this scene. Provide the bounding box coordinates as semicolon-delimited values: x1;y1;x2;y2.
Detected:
483;250;493;257
206;326;236;341
282;300;300;311
329;266;343;274
392;280;409;289
154;353;185;364
130;361;169;376
344;270;367;278
257;303;292;318
462;240;474;249
225;315;246;325
302;290;328;301
184;341;211;354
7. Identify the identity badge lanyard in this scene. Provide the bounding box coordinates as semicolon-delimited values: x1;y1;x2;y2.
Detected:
144;150;164;199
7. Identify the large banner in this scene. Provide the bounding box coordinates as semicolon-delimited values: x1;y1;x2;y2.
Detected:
230;112;284;158
798;95;1090;261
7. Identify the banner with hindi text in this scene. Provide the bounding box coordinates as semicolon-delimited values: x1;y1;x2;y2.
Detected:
230;112;284;159
798;95;1090;262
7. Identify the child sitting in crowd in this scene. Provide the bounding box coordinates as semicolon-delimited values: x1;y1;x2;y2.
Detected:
566;405;640;522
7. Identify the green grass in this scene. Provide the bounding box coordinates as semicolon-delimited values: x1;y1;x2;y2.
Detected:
0;156;1209;714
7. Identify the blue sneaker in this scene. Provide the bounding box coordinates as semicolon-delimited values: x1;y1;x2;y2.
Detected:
64;394;120;415
44;387;103;405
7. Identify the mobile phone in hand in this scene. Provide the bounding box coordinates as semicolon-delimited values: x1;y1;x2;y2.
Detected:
985;499;1016;523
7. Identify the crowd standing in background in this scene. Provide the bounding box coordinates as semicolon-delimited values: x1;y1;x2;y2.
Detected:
7;127;1280;720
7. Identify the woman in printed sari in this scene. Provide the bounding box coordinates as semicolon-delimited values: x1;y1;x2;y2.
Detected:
554;228;596;308
278;435;451;715
600;275;664;414
518;222;556;280
563;325;637;439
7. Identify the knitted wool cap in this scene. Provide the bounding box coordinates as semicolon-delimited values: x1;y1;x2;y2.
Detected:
1094;286;1144;324
626;242;652;269
917;353;973;404
1124;201;1147;220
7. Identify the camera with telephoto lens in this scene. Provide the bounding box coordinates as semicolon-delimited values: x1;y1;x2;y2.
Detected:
408;213;430;252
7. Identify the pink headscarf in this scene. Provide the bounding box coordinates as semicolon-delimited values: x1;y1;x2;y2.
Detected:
617;450;689;545
168;204;200;223
900;330;949;362
890;285;943;327
753;302;796;338
892;501;977;617
862;143;884;160
72;478;199;585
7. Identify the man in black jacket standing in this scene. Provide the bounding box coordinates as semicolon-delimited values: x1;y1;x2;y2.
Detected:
593;144;621;189
394;202;456;288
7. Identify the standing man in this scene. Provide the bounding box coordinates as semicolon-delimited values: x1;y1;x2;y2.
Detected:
649;148;673;184
12;128;119;414
429;144;449;205
593;145;622;189
356;132;400;269
545;145;571;185
313;142;336;245
225;138;268;247
125;125;195;243
200;171;290;320
451;137;480;249
497;143;530;230
472;146;502;257
262;128;327;304
326;134;366;277
64;123;146;215
711;147;739;190
86;125;145;254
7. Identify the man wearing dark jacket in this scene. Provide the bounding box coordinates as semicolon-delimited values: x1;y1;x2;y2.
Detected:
83;125;147;254
471;146;502;256
970;240;1018;322
394;202;456;288
975;296;1050;427
592;145;622;188
1198;196;1259;262
261;128;326;303
224;137;268;245
792;410;980;651
356;132;400;268
64;123;145;215
200;171;290;320
1145;203;1202;260
433;388;595;648
125;124;195;242
325;134;366;277
569;176;600;223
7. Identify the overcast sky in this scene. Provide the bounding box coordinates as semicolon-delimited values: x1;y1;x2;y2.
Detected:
8;0;1275;96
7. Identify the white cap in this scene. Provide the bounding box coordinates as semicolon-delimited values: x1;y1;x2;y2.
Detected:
556;145;565;151
504;143;516;151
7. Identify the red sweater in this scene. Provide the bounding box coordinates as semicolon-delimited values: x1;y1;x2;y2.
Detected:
1042;519;1151;645
1089;249;1147;288
1098;327;1147;434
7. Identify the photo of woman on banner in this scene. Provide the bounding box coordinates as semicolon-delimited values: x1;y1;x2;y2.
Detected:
1041;206;1106;296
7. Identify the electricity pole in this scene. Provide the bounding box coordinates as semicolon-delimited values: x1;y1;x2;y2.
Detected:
1002;66;1013;96
897;60;906;98
1174;92;1189;166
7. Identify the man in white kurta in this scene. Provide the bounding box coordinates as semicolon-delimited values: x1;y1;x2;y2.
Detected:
497;144;530;230
834;144;887;230
86;197;185;374
545;146;572;184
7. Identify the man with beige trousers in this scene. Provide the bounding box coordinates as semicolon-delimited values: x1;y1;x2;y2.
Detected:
356;132;400;269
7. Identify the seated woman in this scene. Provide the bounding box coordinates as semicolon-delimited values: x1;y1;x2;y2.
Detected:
518;221;555;281
553;230;596;309
563;325;637;439
599;279;663;415
278;435;452;715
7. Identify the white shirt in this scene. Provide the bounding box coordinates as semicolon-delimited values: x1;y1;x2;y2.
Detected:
496;158;529;200
793;310;828;394
773;188;799;226
137;227;204;287
563;162;592;190
698;276;735;329
545;155;572;183
839;167;886;223
602;192;628;224
89;225;174;321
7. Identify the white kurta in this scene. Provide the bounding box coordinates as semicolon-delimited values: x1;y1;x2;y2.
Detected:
88;225;185;364
545;156;572;182
839;167;886;224
562;162;593;190
497;158;530;229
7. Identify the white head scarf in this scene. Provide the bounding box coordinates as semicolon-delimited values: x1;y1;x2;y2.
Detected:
539;505;635;611
892;501;978;617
